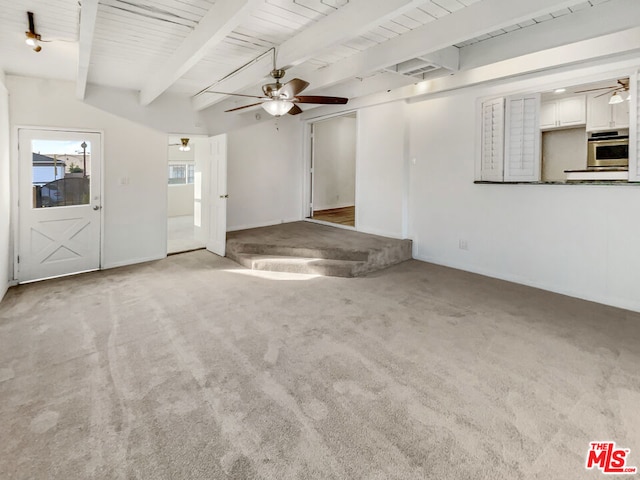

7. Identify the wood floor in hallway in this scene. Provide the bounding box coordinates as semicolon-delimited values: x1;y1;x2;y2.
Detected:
312;206;355;226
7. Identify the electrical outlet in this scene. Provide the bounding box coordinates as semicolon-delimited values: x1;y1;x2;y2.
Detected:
459;239;468;250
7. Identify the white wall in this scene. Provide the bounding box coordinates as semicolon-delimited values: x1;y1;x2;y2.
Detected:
84;84;208;136
226;116;303;231
7;76;168;270
0;72;10;300
541;128;588;182
168;185;195;217
406;81;640;312
313;115;356;210
356;102;407;238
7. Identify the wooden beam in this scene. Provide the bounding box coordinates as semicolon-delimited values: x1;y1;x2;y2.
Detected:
282;0;587;94
459;0;640;70
300;27;640;120
139;0;260;106
76;0;99;100
192;0;429;111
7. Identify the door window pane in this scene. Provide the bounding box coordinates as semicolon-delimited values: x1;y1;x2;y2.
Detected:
31;140;91;208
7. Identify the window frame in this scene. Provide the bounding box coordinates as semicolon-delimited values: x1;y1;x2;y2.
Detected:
168;162;195;186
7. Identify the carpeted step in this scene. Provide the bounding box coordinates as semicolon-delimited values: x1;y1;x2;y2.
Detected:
226;241;369;261
232;253;367;277
226;221;413;277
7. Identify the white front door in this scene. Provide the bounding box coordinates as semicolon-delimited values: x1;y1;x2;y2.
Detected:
207;134;227;257
18;129;102;282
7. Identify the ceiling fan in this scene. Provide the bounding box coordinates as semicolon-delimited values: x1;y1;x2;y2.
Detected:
205;68;349;116
575;79;630;103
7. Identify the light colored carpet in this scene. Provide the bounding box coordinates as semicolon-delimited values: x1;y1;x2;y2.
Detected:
1;250;639;479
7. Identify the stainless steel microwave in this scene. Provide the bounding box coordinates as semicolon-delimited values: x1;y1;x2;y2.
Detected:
587;134;629;168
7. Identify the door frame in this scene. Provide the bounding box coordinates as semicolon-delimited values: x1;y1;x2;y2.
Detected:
12;126;105;282
302;110;359;231
166;134;210;254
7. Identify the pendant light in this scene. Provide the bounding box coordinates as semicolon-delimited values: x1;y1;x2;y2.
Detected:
609;91;624;105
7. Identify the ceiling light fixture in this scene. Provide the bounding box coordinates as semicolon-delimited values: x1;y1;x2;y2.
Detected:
609;91;624;105
178;138;191;151
261;99;294;117
25;11;42;52
169;138;191;151
554;88;566;94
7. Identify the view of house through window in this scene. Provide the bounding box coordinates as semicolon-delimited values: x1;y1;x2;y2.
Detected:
31;139;91;208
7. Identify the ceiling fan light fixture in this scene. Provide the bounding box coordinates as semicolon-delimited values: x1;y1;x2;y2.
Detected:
262;99;294;116
25;12;42;52
178;138;191;151
609;91;624;105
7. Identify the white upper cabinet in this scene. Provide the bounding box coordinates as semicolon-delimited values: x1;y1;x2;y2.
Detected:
540;95;586;130
587;92;630;131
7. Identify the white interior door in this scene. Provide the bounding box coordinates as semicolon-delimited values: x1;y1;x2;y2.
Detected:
192;137;209;246
18;129;102;282
206;134;227;257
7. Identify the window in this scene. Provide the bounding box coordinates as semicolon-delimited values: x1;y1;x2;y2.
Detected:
168;163;195;185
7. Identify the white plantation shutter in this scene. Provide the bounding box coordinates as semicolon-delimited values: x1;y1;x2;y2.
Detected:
504;93;541;182
629;72;640;182
480;97;505;181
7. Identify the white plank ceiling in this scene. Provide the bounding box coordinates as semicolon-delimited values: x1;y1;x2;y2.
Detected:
0;0;628;111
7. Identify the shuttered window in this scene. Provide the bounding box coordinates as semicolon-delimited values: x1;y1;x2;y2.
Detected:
630;72;640;182
480;97;505;181
504;94;541;182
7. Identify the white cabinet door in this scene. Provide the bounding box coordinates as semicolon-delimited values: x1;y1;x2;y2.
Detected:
540;101;557;130
612;98;630;129
557;95;586;127
587;93;615;131
540;95;585;129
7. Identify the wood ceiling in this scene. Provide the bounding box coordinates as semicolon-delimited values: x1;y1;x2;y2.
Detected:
0;0;629;114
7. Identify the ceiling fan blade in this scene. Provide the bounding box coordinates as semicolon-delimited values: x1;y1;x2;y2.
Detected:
225;102;264;112
205;91;267;99
594;88;623;99
574;86;617;93
294;95;348;105
280;78;310;99
288;104;303;115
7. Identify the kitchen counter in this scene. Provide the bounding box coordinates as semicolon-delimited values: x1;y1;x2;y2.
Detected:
475;180;638;185
564;167;628;181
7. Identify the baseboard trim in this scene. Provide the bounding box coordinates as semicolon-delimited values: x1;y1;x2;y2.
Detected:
304;218;356;231
412;253;640;314
313;203;355;212
227;218;302;232
102;254;167;270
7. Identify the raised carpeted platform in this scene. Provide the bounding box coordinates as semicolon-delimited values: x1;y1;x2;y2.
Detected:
226;221;412;277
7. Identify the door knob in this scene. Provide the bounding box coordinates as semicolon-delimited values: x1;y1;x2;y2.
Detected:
220;194;229;199
93;205;101;210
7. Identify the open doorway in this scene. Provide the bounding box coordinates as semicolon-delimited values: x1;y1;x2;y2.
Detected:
308;113;357;227
167;135;207;254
